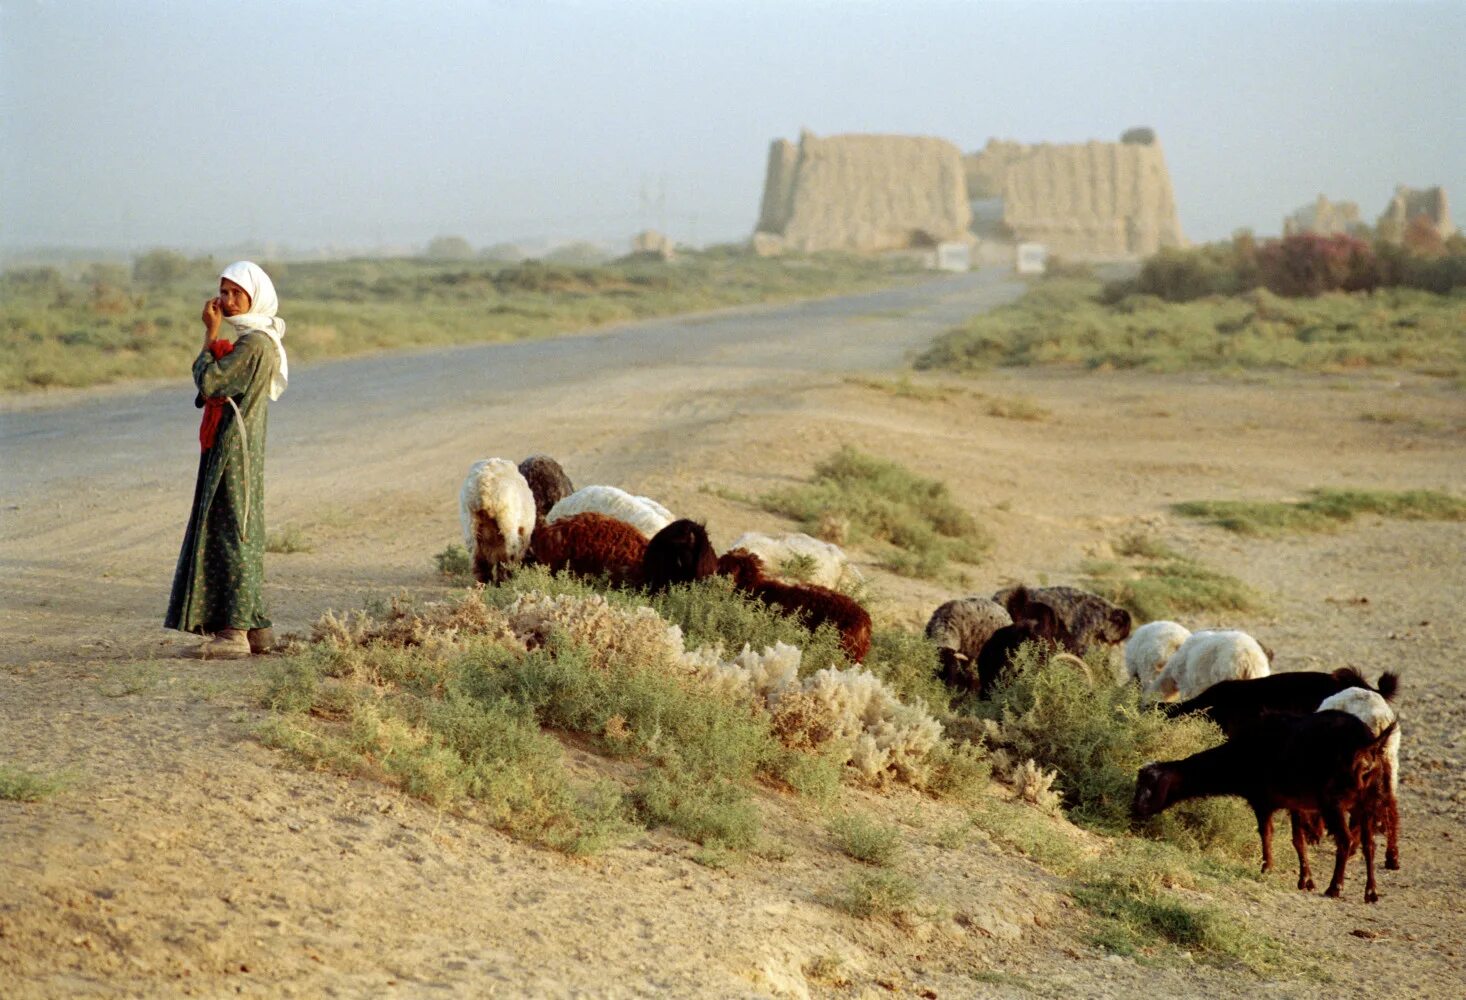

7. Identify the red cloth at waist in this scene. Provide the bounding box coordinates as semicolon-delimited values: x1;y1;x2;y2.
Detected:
199;338;234;450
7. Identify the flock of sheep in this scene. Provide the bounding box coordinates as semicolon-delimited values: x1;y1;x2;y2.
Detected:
461;454;1403;903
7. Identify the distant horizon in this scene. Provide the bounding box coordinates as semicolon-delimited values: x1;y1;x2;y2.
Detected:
4;1;1461;257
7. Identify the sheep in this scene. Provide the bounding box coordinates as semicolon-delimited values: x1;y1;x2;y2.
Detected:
517;454;574;526
1148;629;1272;702
1124;620;1192;687
716;548;872;663
995;585;1133;653
1319;685;1402;871
925;597;1012;691
970;596;1082;696
1162;667;1394;736
1133;710;1396;902
458;459;537;584
641;519;718;592
546;485;674;539
527;511;648;587
726;531;862;590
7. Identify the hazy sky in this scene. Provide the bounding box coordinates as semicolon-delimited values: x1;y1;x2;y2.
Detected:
3;0;1462;253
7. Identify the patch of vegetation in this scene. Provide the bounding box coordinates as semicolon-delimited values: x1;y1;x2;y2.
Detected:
916;277;1466;379
1;250;920;392
837;870;919;921
265;524;312;554
1081;536;1263;620
968;643;1257;856
1075;850;1283;972
1174;487;1466;536
0;763;69;801
803;953;851;988
828;813;901;866
760;447;991;580
433;542;473;581
844;375;963;403
982;394;1051;421
99;660;165;698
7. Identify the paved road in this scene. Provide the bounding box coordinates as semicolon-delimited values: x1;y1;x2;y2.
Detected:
0;268;1024;509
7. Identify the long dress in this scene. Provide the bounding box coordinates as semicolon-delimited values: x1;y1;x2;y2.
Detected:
164;332;278;634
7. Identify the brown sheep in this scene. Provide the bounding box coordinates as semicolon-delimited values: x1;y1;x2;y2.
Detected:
518;454;575;527
642;519;718;592
528;512;647;586
716;548;872;663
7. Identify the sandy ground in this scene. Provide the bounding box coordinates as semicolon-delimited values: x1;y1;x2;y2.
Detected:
2;275;1464;998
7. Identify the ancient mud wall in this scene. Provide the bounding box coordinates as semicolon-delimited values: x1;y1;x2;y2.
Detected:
968;134;1185;259
1376;185;1455;244
753;131;971;254
1283;195;1363;237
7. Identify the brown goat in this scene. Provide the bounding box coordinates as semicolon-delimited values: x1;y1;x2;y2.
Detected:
717;548;872;663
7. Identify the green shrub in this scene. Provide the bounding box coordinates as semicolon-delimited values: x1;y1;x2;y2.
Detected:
646;574;848;672
761;447;990;579
265;524;312;554
969;644;1256;856
1082;538;1263;620
0;764;69;802
828;813;902;866
433;543;473;579
837;870;919;921
1175;488;1466;536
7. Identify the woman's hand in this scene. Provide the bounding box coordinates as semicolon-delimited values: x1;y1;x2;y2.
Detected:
201;297;223;344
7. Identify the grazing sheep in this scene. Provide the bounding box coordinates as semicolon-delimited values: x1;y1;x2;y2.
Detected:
458;459;537;584
546;485;674;538
528;512;648;586
641;519;718;592
1124;621;1192;687
1319;685;1403;870
717;549;872;663
1162;667;1392;735
925;597;1012;692
971;595;1080;696
518;455;574;525
995;585;1133;653
1133;710;1396;902
727;531;862;590
1148;629;1272;702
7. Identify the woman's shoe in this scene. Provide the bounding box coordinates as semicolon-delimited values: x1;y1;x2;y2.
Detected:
247;627;275;654
184;628;252;660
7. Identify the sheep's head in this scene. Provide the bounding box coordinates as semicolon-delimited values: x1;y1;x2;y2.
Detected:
1103;606;1134;644
716;548;765;589
1132;762;1180;818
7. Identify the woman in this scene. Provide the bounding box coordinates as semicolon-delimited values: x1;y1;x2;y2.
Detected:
165;261;288;658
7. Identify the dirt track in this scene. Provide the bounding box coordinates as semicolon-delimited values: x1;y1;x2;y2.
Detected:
2;272;1464;998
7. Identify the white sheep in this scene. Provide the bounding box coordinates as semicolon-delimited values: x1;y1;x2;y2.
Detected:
546;485;674;539
1148;628;1271;702
458;459;537;584
727;531;863;590
1124;621;1192;687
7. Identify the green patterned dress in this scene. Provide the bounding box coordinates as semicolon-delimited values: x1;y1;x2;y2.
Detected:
165;332;278;634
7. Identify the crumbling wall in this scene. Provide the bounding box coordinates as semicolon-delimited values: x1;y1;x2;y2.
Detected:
963;132;1185;259
1283;195;1363;237
1376;185;1455;244
753;131;972;254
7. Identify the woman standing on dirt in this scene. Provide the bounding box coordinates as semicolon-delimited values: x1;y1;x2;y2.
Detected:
165;261;288;659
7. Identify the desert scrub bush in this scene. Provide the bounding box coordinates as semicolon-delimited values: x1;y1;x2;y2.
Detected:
433;542;472;580
861;626;953;711
760;446;991;579
828;813;902;866
917;277;1466;378
0;763;69;801
837;870;921;923
967;643;1256;857
1175;487;1466;537
1081;536;1262;620
264;524;312;554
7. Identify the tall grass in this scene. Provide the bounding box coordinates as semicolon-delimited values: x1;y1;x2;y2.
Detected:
760;447;991;579
1175;487;1466;536
1;250;919;392
916;279;1466;378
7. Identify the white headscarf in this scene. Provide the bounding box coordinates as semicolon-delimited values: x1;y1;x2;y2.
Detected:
219;260;289;401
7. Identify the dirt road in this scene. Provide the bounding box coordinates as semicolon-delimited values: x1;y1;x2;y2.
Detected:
2;270;1464;998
